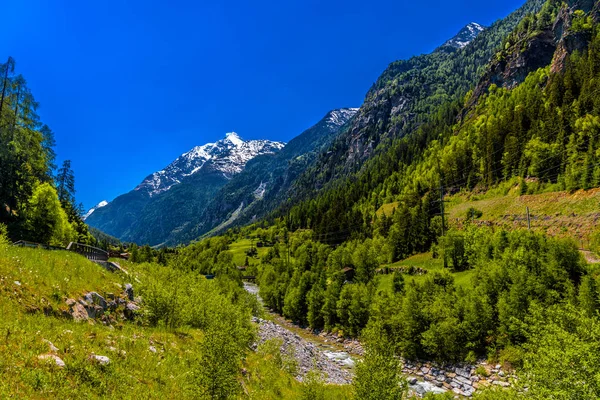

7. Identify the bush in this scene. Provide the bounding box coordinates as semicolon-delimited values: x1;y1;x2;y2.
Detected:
23;182;75;246
440;230;469;271
354;322;406;399
465;207;483;220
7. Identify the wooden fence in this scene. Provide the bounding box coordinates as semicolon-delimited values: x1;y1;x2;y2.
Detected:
66;242;109;262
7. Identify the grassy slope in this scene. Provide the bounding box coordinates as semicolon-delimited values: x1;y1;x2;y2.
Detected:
228;238;270;267
0;245;203;399
376;187;600;247
0;244;349;399
447;187;600;247
377;252;474;292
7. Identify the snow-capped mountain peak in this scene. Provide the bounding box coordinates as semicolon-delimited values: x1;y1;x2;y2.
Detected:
83;200;108;220
134;133;285;197
441;22;485;50
225;132;244;146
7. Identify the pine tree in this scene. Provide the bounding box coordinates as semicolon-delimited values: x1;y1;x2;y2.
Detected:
56;160;76;206
0;56;15;129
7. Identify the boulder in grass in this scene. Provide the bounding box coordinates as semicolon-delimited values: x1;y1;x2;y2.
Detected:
66;299;89;321
38;354;65;368
124;284;134;301
87;292;108;310
89;354;110;365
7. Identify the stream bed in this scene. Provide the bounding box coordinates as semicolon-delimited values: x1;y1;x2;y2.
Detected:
243;282;449;395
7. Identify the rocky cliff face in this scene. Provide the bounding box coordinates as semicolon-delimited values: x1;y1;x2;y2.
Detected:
471;1;598;105
134;133;284;197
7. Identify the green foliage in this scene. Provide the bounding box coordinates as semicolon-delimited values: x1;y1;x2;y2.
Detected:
440;230;469;272
0;57;90;246
465;207;483;220
23;182;75;246
511;303;600;398
353;322;407;400
0;223;9;251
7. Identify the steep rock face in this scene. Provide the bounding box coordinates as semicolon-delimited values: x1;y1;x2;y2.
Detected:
474;0;598;96
86;134;284;245
471;0;598;104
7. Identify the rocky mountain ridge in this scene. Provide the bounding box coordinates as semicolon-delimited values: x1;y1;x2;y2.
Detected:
134;133;284;197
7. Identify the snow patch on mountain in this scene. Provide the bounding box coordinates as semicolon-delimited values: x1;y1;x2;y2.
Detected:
253;181;267;200
442;22;485;49
135;133;285;197
83;200;108;220
326;108;359;128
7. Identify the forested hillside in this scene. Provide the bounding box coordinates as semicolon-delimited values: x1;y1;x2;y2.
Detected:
285;0;546;204
285;0;600;254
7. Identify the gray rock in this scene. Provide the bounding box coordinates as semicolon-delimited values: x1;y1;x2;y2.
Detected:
455;376;472;386
124;302;139;320
408;377;418;385
86;305;104;319
70;302;89;321
89;292;108;309
38;354;65;368
89;354;110;365
125;284;134;301
43;339;59;353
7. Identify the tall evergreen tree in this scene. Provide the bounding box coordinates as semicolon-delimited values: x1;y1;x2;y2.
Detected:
0;56;15;130
55;160;76;207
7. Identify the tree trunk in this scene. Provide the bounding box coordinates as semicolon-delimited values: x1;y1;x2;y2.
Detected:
10;85;20;139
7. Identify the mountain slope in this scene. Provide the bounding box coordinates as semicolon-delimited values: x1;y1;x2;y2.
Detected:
176;108;358;243
440;22;486;49
86;134;284;245
286;0;600;245
83;200;107;220
136;132;284;197
289;0;546;201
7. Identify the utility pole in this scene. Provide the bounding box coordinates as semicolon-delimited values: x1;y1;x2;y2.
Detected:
440;183;446;237
440;182;448;269
526;206;531;230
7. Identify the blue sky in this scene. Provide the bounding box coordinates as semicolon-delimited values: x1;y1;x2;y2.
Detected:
2;0;526;209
